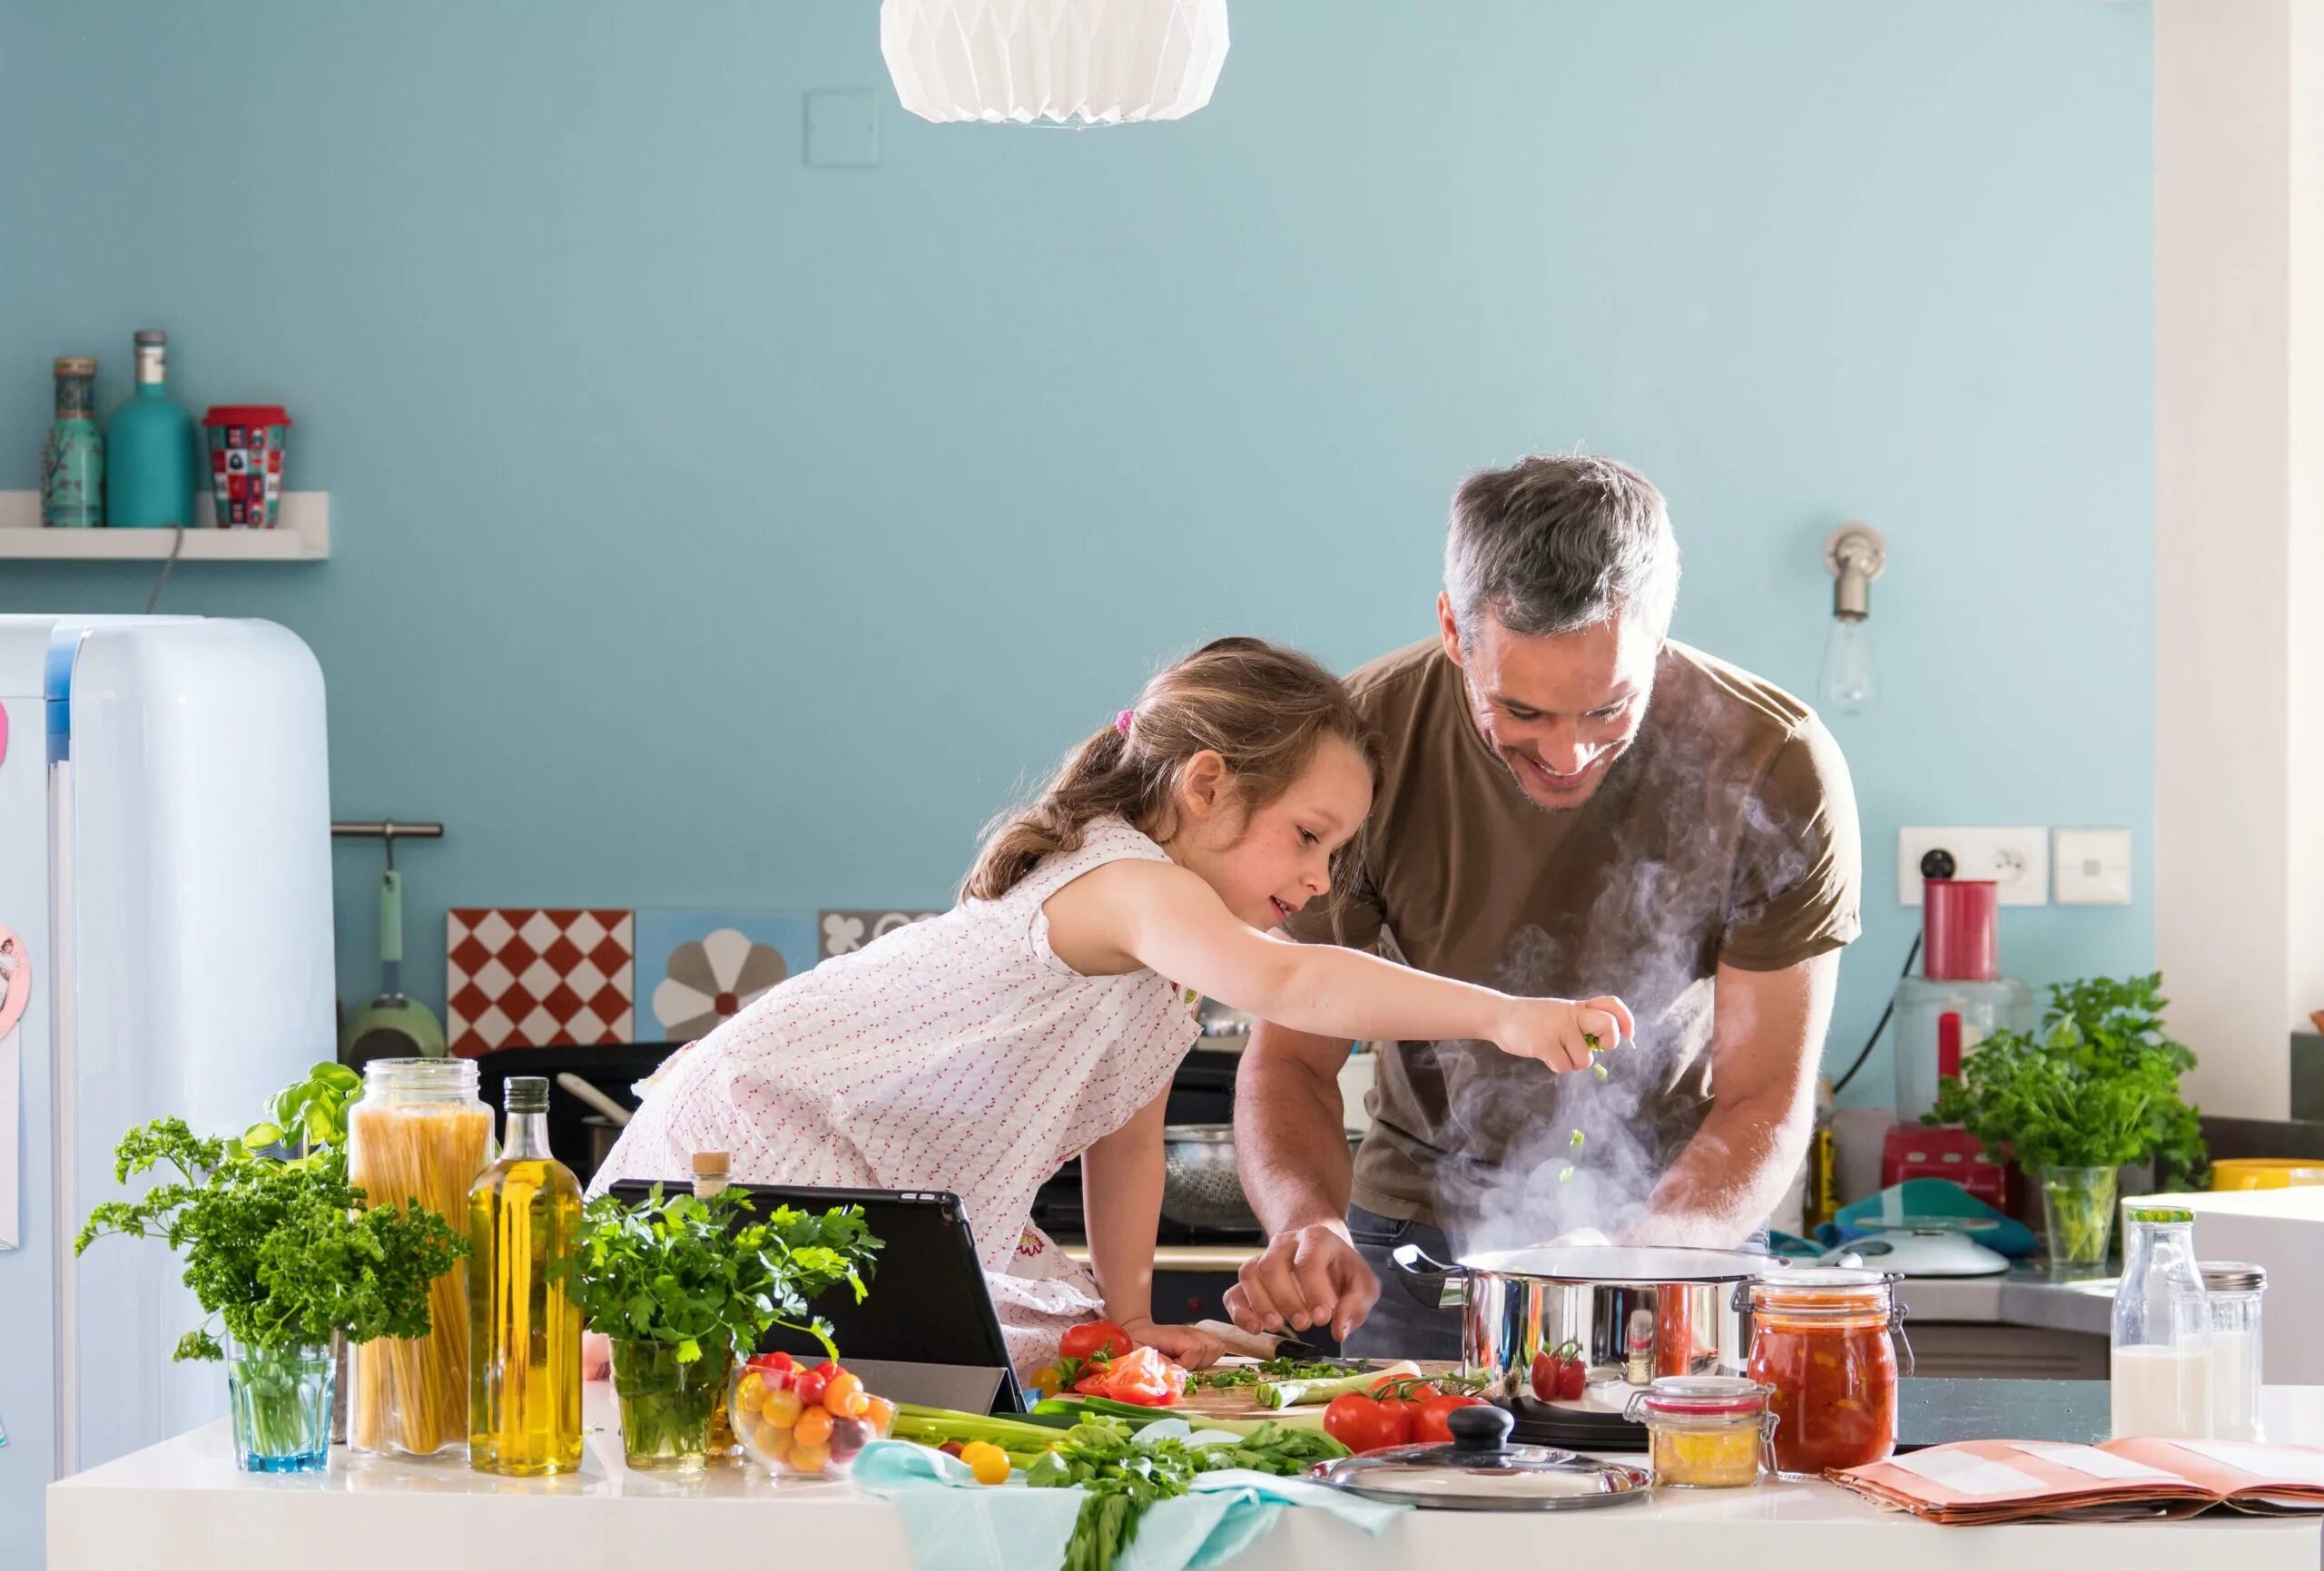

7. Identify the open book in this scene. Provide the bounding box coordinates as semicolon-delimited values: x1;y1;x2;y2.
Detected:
1832;1438;2324;1524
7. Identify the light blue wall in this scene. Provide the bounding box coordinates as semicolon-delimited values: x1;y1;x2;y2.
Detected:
0;1;2153;1106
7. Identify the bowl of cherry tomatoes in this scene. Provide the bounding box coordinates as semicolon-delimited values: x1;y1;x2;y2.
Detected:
731;1351;896;1478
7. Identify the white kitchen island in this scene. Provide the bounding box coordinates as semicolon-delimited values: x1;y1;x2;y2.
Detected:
49;1386;2324;1571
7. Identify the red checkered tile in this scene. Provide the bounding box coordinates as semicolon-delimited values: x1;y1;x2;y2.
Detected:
446;908;634;1056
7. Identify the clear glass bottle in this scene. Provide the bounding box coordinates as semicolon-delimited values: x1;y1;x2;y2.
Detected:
694;1151;738;1460
40;357;103;527
2110;1206;2212;1438
468;1075;584;1476
348;1058;495;1457
2201;1261;2266;1442
104;329;196;529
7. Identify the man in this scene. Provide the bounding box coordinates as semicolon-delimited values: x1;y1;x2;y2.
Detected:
1226;454;1861;1357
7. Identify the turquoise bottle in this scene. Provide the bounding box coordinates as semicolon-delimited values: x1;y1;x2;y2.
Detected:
40;357;103;527
105;329;196;528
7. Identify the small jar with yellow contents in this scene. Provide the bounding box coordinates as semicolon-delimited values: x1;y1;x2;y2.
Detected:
1625;1376;1776;1488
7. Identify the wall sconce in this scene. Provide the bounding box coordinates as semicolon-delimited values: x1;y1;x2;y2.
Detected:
1820;523;1886;715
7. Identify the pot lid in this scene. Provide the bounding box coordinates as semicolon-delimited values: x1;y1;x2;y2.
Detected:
1309;1405;1649;1511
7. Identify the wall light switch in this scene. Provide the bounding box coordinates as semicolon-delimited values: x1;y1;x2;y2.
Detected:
2054;828;2133;906
805;90;881;168
1896;827;2051;906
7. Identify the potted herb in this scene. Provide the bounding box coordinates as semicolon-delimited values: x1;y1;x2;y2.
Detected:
564;1186;880;1472
1929;974;2205;1268
239;1061;367;1441
75;1117;465;1472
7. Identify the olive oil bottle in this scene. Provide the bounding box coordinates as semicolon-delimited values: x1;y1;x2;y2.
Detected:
468;1076;583;1475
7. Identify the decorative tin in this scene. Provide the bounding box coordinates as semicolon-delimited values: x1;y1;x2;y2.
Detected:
202;405;292;527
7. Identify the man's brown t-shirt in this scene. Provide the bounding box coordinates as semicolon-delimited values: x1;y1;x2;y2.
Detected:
1283;637;1862;1237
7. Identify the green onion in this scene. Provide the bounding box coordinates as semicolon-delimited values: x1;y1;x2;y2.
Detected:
1256;1360;1421;1409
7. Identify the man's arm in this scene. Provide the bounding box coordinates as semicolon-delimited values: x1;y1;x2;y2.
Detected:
1632;951;1839;1247
1225;1019;1381;1341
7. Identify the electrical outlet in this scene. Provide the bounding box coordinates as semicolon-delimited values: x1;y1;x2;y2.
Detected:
1896;826;2051;907
2054;828;2133;906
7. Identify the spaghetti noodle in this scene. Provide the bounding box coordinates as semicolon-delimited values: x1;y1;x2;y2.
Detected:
347;1061;493;1457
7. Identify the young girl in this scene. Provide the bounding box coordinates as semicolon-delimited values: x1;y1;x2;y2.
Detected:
589;637;1630;1379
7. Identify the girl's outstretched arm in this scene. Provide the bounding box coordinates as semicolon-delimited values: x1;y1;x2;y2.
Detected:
1079;1085;1223;1370
1044;859;1632;1070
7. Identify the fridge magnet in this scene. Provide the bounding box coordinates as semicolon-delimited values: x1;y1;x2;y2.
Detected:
819;908;944;959
634;908;818;1042
446;908;635;1056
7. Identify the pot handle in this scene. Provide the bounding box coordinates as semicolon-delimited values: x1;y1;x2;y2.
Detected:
1389;1242;1470;1310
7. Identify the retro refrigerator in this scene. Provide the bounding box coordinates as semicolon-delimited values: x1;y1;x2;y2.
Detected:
0;616;334;1567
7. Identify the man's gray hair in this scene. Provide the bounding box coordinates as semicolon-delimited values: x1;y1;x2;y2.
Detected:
1443;453;1680;645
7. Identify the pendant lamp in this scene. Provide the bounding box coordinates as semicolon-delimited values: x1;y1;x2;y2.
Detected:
881;0;1230;126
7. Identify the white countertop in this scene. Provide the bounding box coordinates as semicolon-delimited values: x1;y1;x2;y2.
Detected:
47;1385;2324;1571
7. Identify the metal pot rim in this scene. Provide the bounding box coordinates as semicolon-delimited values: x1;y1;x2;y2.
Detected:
1454;1243;1776;1284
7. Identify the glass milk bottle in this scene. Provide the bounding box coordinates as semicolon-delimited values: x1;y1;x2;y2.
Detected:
2201;1262;2267;1442
468;1076;584;1476
2110;1206;2211;1438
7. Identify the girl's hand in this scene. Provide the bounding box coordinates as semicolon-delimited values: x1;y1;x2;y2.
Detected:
1492;995;1635;1073
582;1330;612;1381
1118;1317;1225;1370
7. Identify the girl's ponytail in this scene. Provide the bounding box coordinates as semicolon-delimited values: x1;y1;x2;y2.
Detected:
960;637;1375;902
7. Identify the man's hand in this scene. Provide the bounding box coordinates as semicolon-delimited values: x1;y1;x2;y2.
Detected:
1118;1317;1225;1370
1491;994;1635;1073
1226;1221;1381;1343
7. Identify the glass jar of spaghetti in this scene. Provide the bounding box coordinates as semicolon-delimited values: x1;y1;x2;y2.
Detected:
348;1059;494;1457
1745;1268;1909;1478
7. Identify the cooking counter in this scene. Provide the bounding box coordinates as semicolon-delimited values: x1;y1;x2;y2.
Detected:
48;1385;2324;1571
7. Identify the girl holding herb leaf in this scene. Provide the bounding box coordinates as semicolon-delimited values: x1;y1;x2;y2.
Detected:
594;638;1630;1381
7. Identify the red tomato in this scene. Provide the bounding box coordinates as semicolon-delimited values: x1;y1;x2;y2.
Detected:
793;1369;831;1409
1324;1393;1413;1453
1413;1393;1489;1443
1530;1343;1586;1402
1072;1344;1187;1407
1059;1321;1135;1361
749;1350;796;1372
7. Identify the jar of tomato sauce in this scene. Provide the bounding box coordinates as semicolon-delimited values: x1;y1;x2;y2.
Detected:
1745;1269;1909;1478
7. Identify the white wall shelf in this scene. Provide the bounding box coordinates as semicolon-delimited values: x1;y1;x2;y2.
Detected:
0;491;329;561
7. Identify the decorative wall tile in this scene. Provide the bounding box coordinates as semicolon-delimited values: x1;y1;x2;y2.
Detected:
446;908;634;1056
635;908;819;1043
819;908;944;959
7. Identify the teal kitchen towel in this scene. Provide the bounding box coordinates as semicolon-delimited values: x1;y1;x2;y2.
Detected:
852;1438;1405;1571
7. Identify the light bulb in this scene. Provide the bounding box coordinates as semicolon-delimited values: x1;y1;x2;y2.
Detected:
1819;615;1876;714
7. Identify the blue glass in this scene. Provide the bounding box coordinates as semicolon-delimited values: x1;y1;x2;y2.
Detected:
226;1338;334;1474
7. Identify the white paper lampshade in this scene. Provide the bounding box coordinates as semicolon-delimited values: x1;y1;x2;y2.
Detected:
881;0;1230;126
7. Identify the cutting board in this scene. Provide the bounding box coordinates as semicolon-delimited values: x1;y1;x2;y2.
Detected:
1173;1361;1463;1422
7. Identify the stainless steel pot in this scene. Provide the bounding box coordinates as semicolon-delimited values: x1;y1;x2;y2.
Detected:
1393;1243;1775;1425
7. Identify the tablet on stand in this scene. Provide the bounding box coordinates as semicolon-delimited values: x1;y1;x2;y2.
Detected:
604;1180;1028;1415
